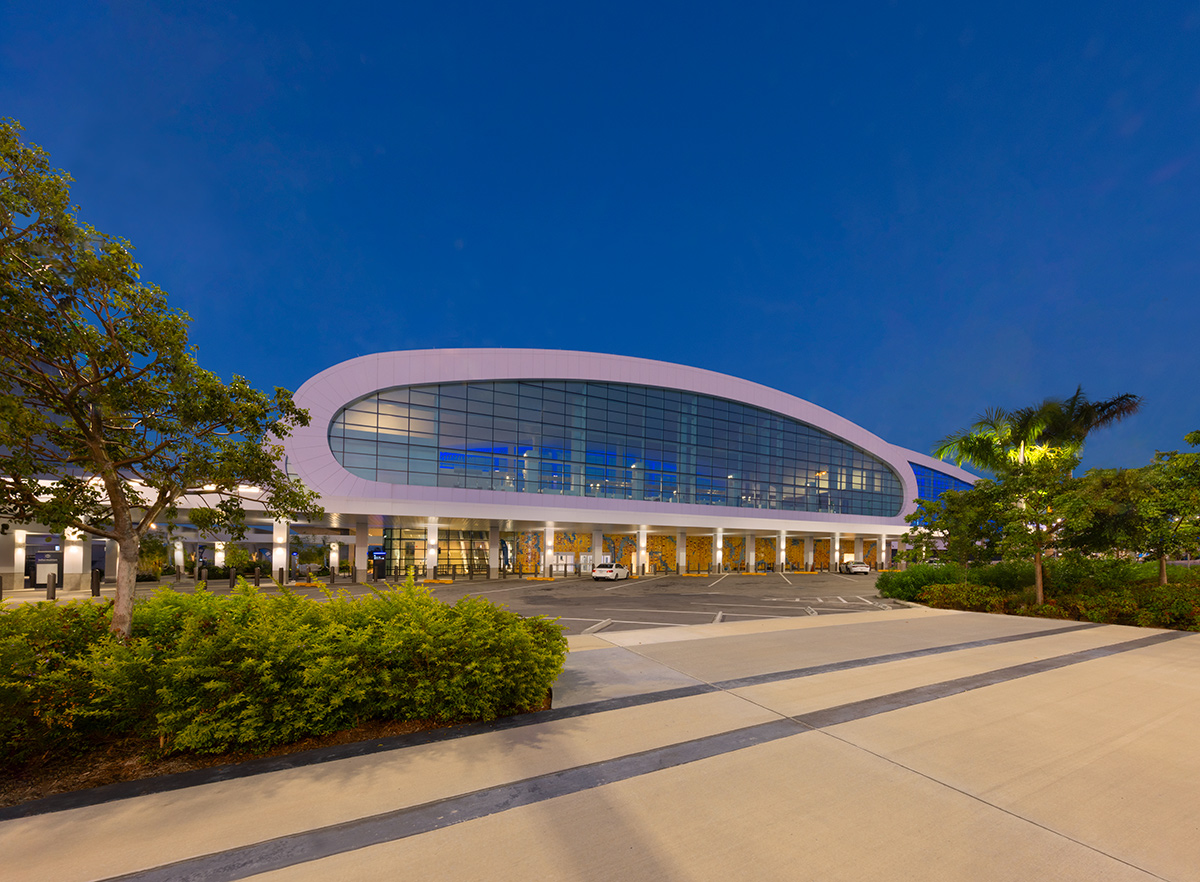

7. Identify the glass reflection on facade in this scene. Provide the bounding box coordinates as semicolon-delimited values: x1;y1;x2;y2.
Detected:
910;462;975;500
329;381;904;517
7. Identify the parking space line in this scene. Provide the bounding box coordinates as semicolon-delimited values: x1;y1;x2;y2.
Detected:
582;619;614;634
707;574;729;588
556;617;690;627
778;572;792;586
689;600;862;611
598;607;717;616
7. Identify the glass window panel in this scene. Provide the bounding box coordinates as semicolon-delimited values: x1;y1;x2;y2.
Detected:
376;400;409;418
325;381;903;515
377;414;408;433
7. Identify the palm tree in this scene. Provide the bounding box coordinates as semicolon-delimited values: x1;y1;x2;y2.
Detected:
933;388;1142;604
934;388;1142;475
1022;387;1143;462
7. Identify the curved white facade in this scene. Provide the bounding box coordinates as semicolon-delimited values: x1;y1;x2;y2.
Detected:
281;349;974;574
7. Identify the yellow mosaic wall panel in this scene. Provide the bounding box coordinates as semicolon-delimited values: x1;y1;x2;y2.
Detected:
603;534;636;569
785;537;805;570
516;531;542;571
813;538;830;570
864;540;878;567
755;537;775;569
722;536;745;570
554;532;592;555
647;534;677;572
839;539;856;565
686;535;713;572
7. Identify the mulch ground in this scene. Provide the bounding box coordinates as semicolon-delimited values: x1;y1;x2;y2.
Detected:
0;718;457;809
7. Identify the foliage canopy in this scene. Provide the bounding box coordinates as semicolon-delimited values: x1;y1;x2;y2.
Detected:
0;119;322;636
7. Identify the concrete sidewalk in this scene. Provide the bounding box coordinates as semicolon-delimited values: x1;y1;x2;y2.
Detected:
3;607;1199;881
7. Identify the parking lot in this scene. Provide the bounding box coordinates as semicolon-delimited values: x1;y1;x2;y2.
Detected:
413;570;893;635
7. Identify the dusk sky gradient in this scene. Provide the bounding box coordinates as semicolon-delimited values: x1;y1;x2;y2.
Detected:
4;2;1199;475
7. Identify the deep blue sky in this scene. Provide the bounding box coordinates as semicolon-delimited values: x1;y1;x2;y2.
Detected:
4;2;1199;473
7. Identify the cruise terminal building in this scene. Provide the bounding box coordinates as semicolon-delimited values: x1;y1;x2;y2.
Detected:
277;349;975;579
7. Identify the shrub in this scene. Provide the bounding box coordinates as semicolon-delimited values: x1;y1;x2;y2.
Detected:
0;601;119;763
0;579;568;764
877;563;966;601
917;583;1023;613
1043;557;1143;594
965;561;1035;592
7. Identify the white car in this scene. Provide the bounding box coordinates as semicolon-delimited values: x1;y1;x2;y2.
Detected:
592;562;631;581
839;560;871;575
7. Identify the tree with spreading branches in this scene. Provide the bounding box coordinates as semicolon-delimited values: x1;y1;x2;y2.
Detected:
0;119;322;638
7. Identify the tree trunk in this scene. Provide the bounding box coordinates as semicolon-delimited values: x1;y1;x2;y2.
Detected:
1159;553;1168;587
1034;547;1045;605
110;535;141;639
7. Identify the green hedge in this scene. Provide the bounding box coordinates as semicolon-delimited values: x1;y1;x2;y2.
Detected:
876;564;967;601
0;580;567;765
915;581;1200;630
878;558;1200;602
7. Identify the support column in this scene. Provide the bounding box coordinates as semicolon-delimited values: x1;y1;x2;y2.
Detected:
544;525;555;576
898;538;908;570
488;524;500;577
0;528;22;594
273;521;289;582
777;530;786;572
425;524;439;574
831;532;841;572
328;542;339;577
637;527;647;575
878;533;888;570
677;530;687;573
854;537;864;562
355;521;369;576
63;528;87;591
746;532;755;572
715;528;723;571
104;538;120;583
173;540;184;575
592;530;604;564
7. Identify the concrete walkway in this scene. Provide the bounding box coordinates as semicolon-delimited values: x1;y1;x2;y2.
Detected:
3;607;1199;881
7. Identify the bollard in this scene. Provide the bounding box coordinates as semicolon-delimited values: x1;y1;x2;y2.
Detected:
254;567;261;588
46;571;57;600
229;568;236;591
91;568;102;597
277;567;284;585
200;567;208;585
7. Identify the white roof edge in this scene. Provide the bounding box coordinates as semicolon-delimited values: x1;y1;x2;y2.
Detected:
285;348;976;519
